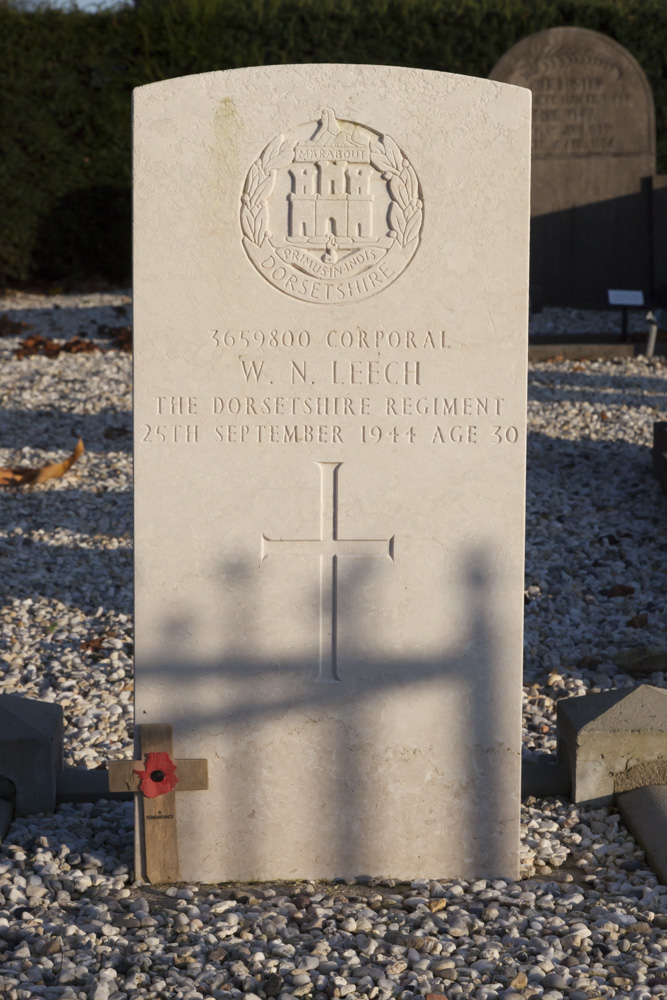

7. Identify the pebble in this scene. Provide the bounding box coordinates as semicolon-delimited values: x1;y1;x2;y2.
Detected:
1;294;667;999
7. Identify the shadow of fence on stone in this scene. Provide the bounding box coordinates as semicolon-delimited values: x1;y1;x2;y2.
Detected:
135;545;518;882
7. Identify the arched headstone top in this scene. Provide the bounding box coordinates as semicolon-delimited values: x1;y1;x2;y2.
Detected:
490;26;655;164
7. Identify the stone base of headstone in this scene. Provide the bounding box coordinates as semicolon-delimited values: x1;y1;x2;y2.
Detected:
521;755;570;798
0;757;569;820
0;695;63;816
0;799;12;842
56;767;132;805
617;785;667;885
0;776;15;841
652;422;667;494
557;685;667;806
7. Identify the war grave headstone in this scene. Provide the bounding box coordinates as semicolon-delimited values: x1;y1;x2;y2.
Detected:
490;27;667;309
130;64;530;883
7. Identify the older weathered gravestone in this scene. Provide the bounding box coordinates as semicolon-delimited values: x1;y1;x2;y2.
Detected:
490;27;662;308
133;64;530;883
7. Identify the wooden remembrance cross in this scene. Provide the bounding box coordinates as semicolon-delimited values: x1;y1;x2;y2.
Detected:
108;723;208;883
261;462;394;682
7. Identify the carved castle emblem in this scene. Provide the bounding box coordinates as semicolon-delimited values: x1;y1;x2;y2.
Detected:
241;108;423;303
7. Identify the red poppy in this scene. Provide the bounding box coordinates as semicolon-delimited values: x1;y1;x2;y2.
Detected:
134;751;178;798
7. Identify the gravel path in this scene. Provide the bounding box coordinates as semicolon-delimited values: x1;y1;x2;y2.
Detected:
0;293;666;1000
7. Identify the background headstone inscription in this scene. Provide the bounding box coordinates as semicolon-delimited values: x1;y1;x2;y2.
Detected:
133;65;530;882
490;27;662;309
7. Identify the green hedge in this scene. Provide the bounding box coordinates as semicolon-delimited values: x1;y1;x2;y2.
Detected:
2;0;666;285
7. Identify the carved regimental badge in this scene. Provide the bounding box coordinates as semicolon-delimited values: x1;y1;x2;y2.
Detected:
241;108;423;304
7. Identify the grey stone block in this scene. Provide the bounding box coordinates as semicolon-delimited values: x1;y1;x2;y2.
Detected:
557;685;667;806
617;785;667;886
653;422;667;494
521;756;570;798
56;767;132;804
0;695;63;816
0;799;12;842
0;775;15;842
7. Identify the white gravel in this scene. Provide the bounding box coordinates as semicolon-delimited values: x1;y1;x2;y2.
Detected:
0;291;666;1000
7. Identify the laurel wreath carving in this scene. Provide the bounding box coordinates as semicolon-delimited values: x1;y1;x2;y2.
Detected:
369;135;422;248
241;131;422;250
241;136;292;246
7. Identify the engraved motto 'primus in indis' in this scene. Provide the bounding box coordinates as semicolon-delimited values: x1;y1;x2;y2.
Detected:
241;108;423;304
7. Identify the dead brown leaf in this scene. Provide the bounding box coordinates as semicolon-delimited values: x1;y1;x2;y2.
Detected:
577;655;603;668
103;425;130;440
15;334;97;359
603;584;636;598
0;438;84;487
0;315;32;336
98;324;132;353
14;325;132;358
626;613;648;629
80;630;117;655
81;636;105;653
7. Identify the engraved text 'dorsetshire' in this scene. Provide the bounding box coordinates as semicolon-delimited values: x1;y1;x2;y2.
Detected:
241;108;423;303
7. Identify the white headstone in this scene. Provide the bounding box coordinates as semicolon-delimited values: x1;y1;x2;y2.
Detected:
133;64;530;882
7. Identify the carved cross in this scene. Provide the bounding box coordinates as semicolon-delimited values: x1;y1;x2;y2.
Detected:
261;462;394;682
108;723;208;884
